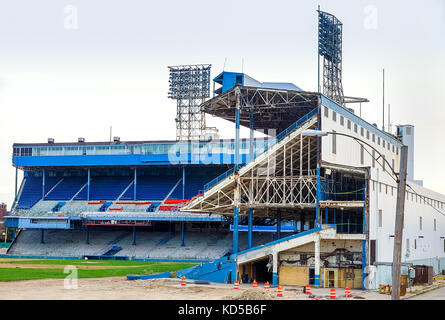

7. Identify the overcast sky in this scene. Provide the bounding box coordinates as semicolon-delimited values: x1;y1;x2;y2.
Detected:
0;0;444;207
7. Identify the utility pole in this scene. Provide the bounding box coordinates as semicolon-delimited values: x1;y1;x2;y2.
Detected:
391;145;408;300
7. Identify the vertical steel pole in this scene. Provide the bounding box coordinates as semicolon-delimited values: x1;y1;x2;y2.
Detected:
233;89;241;254
182;167;185;199
87;168;91;201
392;145;408;300
134;168;137;201
42;169;45;200
14;167;18;202
248;208;253;249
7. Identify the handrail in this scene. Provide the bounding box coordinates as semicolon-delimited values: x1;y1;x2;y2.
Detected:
203;108;318;192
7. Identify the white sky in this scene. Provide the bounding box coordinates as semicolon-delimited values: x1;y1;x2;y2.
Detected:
0;0;444;207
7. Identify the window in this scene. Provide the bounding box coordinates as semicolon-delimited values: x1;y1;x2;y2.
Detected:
333;111;337;122
361;127;364;137
372;180;375;191
324;107;329;117
406;127;412;135
414;239;417;250
391;187;394;196
420;216;423;231
347;120;351;130
382;155;386;172
387;143;390;151
392;159;395;172
372;150;375;168
340;116;344;126
360;145;364;165
354;124;358;133
434;219;437;231
378;210;382;227
366;131;370;140
396;148;399;155
406;238;410;253
377;137;381;145
379;183;382;193
382;140;385;148
392;145;395;153
372;134;375;143
385;185;388;195
332;130;337;154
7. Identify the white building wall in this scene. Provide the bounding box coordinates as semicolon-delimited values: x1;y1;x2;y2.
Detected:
319;96;445;289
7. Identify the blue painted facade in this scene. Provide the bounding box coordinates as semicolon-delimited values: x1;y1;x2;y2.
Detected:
13;153;250;168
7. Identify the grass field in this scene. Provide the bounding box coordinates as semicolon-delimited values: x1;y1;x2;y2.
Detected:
0;258;197;282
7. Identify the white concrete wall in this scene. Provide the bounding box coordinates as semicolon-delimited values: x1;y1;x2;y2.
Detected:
320;98;445;288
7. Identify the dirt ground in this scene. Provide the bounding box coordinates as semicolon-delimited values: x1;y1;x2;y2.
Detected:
0;277;442;300
0;277;372;300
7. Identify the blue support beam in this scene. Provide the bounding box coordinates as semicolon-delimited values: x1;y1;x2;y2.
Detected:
232;207;239;253
85;227;89;244
40;229;44;244
234;108;241;171
182;167;185;199
249;113;254;162
316;167;321;226
42;169;45;200
272;273;278;286
276;210;281;240
134;168;137;201
181;222;185;247
132;226;136;245
87;168;90;201
248;208;253;249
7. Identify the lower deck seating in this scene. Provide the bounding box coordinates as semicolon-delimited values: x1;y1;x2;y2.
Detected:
7;229;272;260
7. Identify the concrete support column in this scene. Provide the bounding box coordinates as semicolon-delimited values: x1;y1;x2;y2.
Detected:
248;208;253;249
314;237;321;287
272;251;278;287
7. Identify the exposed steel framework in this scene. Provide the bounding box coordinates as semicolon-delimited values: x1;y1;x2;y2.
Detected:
318;10;344;106
168;64;211;141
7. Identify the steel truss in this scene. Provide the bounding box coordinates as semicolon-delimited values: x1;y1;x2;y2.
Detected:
184;114;320;217
168;64;211;141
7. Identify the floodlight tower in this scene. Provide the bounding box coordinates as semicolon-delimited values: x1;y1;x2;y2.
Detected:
317;9;345;105
168;64;211;141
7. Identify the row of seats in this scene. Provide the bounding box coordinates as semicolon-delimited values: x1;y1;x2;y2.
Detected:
17;175;212;210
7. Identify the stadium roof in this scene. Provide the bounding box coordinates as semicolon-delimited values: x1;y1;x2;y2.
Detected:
202;85;319;133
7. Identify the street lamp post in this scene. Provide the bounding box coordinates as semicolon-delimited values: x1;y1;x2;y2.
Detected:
302;129;408;300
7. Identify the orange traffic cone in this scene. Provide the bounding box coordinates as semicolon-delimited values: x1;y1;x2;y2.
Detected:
345;287;351;298
234;280;239;289
330;288;336;299
181;276;186;286
264;281;270;291
252;280;258;288
305;284;311;295
277;286;283;297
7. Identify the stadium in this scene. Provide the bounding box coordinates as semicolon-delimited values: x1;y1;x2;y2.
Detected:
3;8;445;294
